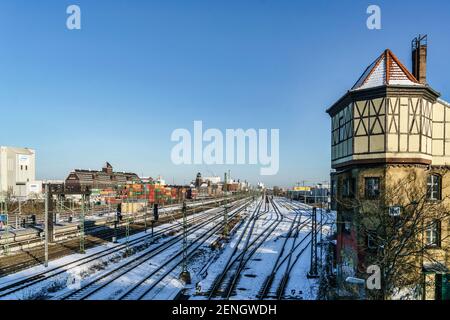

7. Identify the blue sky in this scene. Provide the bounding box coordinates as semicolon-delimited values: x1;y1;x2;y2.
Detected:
1;0;449;187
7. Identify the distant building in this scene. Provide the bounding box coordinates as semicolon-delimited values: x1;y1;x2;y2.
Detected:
65;162;140;191
195;172;203;188
26;180;43;197
154;176;166;186
0;146;36;198
203;176;221;184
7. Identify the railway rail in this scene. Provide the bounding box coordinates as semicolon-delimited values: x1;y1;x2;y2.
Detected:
0;198;249;299
260;199;332;299
0;197;241;275
57;199;252;300
207;196;284;299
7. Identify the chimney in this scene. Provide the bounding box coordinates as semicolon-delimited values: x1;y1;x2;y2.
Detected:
412;34;428;84
102;162;113;174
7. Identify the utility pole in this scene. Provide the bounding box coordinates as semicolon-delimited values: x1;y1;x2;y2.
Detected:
126;199;131;254
17;198;21;229
223;196;229;238
144;183;148;233
319;205;323;267
113;213;118;244
307;207;319;278
179;201;191;284
44;184;49;266
79;193;86;254
1;197;9;256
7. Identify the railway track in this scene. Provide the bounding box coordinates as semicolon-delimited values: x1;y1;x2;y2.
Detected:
57;199;252;300
207;196;284;299
0;198;249;299
260;200;331;299
258;202;307;299
0;197;232;257
0;197;240;276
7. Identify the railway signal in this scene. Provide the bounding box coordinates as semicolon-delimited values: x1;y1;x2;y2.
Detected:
153;203;159;222
112;203;122;243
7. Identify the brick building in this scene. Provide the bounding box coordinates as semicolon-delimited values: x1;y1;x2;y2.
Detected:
65;162;140;192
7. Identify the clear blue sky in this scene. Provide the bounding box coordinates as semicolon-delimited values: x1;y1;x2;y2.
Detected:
1;0;449;187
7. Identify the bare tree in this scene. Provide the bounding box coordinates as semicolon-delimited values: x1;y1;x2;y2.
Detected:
336;172;450;300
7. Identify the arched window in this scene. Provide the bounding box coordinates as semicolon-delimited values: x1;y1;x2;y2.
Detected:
427;174;441;201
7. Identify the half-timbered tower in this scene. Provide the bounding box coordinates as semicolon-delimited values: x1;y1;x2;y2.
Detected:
326;36;450;299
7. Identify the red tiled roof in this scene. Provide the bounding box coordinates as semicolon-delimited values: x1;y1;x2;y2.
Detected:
352;49;421;90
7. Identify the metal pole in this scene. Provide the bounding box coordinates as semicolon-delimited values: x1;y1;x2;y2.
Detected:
17;199;21;229
44;184;49;267
113;219;118;243
308;207;318;278
182;201;188;271
179;201;191;283
79;194;85;254
126;199;130;253
2;199;9;256
320;206;323;266
314;207;318;273
144;183;147;233
224;201;229;237
151;220;154;238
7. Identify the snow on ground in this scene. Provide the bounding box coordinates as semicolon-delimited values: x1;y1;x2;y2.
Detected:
189;198;327;300
0;204;222;300
138;203;251;300
1;197;335;300
78;209;226;300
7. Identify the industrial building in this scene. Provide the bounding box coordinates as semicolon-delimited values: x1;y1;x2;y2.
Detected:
65;162;140;192
327;35;450;299
0;146;36;198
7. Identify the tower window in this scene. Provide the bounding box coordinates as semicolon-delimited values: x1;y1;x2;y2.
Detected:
339;116;345;142
342;178;356;198
365;177;380;199
425;220;441;247
427;174;441;201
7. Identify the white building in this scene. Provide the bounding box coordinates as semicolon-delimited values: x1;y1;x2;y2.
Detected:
203;176;221;184
0;146;36;198
26;180;43;197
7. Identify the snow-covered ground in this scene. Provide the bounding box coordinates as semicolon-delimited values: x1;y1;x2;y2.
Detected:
0;201;234;300
0;197;335;300
190;198;325;300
